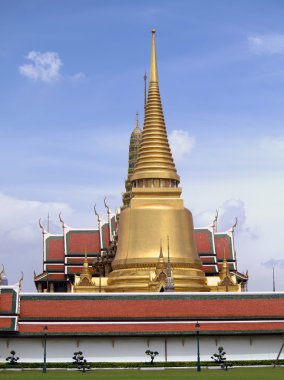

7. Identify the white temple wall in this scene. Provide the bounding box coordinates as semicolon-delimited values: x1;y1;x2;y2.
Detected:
0;335;282;363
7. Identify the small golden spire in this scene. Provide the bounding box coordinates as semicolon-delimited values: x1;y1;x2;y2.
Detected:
131;29;179;183
159;239;163;259
220;248;230;281
80;249;92;282
156;239;165;271
134;112;140;133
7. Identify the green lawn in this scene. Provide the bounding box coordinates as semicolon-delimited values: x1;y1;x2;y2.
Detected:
0;368;283;380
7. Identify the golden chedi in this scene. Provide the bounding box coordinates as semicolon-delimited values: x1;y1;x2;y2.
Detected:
122;113;142;208
107;30;209;292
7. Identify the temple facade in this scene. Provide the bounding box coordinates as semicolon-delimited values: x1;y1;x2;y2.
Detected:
34;206;247;293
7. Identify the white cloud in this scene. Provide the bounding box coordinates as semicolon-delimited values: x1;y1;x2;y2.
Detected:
0;192;71;233
70;72;86;82
194;198;255;235
248;34;284;55
169;129;195;162
0;192;72;290
259;136;284;155
19;51;63;82
262;259;284;269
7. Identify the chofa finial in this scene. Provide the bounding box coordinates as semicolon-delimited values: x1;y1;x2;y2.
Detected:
59;212;65;228
94;204;101;227
39;218;47;234
18;271;24;290
212;210;218;231
232;217;238;232
104;197;111;216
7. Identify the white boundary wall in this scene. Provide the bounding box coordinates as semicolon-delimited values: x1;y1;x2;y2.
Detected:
0;335;283;363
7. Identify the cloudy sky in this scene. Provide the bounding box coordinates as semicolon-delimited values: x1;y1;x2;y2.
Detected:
0;0;284;291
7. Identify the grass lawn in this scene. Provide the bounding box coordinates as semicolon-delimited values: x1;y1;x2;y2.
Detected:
0;368;283;380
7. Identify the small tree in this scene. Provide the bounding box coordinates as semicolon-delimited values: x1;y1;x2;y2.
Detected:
72;351;90;372
211;346;232;370
6;350;19;365
145;350;159;364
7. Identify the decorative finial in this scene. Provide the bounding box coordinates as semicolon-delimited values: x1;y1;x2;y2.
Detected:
39;218;47;234
232;217;238;232
83;249;90;269
47;213;50;233
159;239;163;259
104;197;111;216
223;247;227;261
94;204;101;227
59;212;65;228
150;28;158;83
273;267;276;292
165;235;175;292
18;271;24;290
0;264;5;282
212;210;218;231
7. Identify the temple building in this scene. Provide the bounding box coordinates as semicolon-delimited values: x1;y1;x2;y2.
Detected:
0;29;283;366
34;30;247;293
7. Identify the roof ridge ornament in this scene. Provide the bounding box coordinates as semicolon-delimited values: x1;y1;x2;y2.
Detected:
59;212;66;229
104;197;112;218
18;271;24;290
212;210;218;232
39;218;47;235
231;217;238;232
94;204;101;228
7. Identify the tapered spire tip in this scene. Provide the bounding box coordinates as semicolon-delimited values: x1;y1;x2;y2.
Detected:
150;28;158;83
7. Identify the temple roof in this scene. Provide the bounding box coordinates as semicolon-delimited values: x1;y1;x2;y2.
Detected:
1;291;283;335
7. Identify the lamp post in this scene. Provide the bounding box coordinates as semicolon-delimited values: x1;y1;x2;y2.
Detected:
43;325;48;373
195;321;201;372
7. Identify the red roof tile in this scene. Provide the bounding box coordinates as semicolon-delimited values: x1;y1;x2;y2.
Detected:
46;236;64;262
19;295;284;320
195;229;214;255
0;291;14;314
18;321;284;335
66;230;100;255
214;234;233;260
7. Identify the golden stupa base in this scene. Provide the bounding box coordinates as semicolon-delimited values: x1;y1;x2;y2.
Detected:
106;265;209;292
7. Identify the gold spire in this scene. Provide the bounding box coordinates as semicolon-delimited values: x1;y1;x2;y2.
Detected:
219;249;231;282
107;29;209;293
133;112;141;134
150;29;158;83
131;29;179;183
156;239;165;270
122;113;142;208
80;249;92;281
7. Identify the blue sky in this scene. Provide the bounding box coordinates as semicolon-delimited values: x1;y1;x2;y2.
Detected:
0;0;284;291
